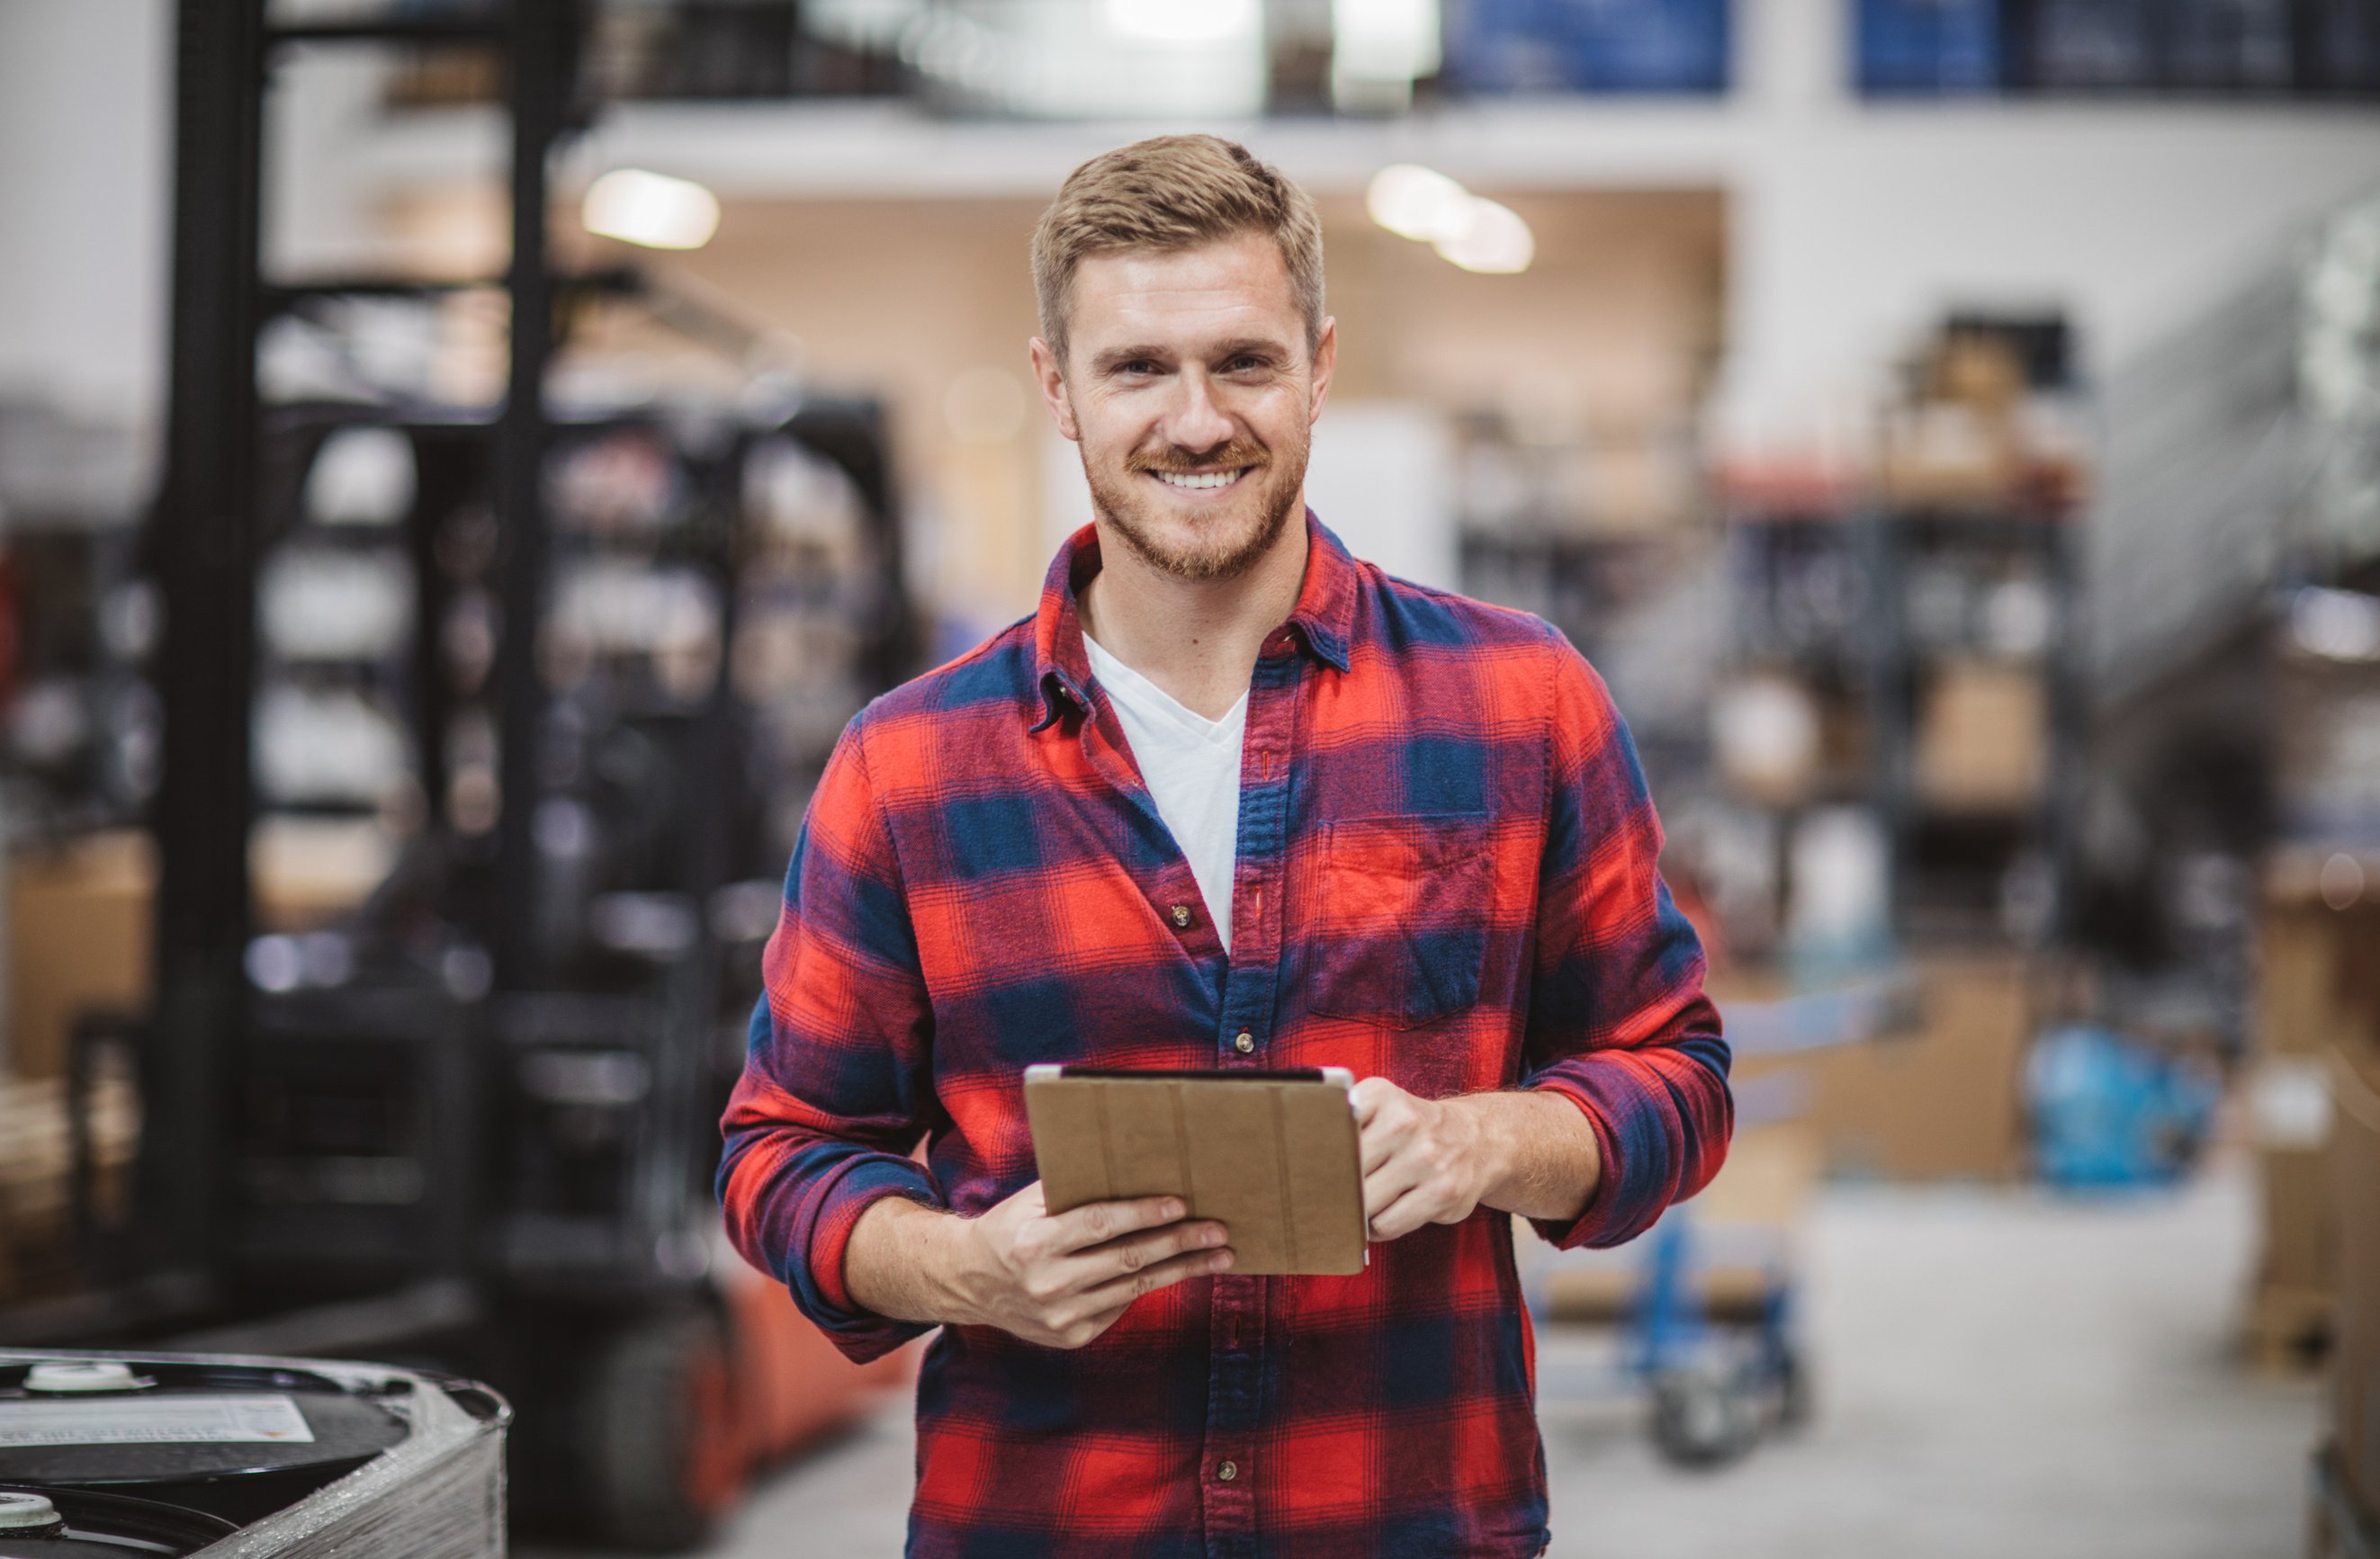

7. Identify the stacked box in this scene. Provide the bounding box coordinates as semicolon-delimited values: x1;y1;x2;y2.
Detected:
2162;0;2295;89
1731;954;2033;1181
4;832;152;1080
2023;0;2160;88
1855;0;2003;94
1441;0;1730;94
2334;1043;2380;1526
2243;887;2371;1365
1913;659;2048;814
2304;0;2380;93
2023;0;2301;91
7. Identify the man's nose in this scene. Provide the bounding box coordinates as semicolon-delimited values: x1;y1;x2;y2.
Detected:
1161;369;1235;454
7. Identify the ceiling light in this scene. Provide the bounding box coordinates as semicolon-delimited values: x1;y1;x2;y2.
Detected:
1334;0;1441;110
2292;585;2380;661
582;169;721;252
1367;164;1472;242
1435;197;1534;273
1106;0;1258;45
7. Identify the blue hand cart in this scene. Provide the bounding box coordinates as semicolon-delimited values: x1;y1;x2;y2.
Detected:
1522;973;1912;1465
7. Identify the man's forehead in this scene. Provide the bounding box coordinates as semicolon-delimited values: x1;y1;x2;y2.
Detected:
1069;235;1301;346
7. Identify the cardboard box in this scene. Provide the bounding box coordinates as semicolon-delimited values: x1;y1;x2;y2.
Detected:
1880;403;2025;509
1534;1124;1816;1327
0;1067;133;1302
1691;1121;1822;1229
2257;895;2380;1060
2333;1044;2380;1524
1733;954;2032;1181
6;831;153;1080
2259;1144;2336;1293
1913;660;2046;815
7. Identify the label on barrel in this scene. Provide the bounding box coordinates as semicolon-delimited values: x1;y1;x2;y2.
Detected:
0;1393;316;1447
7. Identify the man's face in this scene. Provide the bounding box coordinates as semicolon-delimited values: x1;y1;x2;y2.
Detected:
1032;231;1335;582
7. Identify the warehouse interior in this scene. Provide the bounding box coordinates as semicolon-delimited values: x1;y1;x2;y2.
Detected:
1;1;2378;1555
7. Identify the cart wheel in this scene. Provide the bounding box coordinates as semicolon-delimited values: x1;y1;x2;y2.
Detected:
1774;1347;1812;1430
1649;1366;1759;1468
584;1307;748;1551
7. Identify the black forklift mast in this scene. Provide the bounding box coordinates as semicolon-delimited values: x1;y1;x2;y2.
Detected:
491;0;575;997
148;0;269;1288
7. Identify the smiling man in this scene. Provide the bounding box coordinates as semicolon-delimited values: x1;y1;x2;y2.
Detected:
720;136;1731;1558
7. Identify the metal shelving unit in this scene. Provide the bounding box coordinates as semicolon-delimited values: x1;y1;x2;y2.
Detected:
1718;497;2085;950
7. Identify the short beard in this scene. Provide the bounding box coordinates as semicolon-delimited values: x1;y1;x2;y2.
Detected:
1082;428;1307;583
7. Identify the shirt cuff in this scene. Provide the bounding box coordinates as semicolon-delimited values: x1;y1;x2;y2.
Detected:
798;1153;946;1364
1520;1074;1655;1250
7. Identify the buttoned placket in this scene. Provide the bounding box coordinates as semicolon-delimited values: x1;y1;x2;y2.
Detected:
1198;628;1305;1559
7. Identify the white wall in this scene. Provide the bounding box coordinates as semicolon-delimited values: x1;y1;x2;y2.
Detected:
0;0;169;419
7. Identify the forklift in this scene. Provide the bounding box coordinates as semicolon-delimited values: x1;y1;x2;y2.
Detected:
16;3;918;1546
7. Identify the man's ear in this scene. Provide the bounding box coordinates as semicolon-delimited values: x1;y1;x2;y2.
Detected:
1307;317;1337;425
1028;336;1080;443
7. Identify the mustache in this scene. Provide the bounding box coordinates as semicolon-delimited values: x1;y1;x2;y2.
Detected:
1126;440;1270;475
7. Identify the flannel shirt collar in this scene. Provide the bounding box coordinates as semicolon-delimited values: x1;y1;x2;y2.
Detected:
1030;507;1355;732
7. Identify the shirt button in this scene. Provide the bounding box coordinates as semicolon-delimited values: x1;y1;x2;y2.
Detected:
1217;1460;1238;1483
1170;904;1192;927
1234;1032;1254;1053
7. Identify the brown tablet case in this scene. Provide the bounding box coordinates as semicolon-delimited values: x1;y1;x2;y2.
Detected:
1022;1066;1368;1276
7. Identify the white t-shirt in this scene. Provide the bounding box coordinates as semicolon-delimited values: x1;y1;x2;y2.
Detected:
1082;632;1246;951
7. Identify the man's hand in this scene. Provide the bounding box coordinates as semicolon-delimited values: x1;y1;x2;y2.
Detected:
847;1184;1232;1350
1352;1078;1603;1241
1352;1077;1496;1241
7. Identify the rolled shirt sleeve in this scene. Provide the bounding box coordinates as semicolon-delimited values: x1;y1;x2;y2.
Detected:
1520;633;1733;1250
718;711;945;1363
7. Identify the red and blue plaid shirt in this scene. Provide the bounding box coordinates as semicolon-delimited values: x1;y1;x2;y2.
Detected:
721;515;1731;1558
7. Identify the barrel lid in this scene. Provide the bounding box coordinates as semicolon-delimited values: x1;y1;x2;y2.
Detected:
0;1362;406;1489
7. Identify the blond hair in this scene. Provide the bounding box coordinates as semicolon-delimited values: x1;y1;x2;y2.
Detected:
1031;135;1325;363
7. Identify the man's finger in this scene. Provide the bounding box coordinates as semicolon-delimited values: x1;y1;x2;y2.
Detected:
1073;1219;1227;1287
1363;1154;1424;1222
1359;1116;1409;1176
1045;1194;1187;1255
1348;1076;1392;1125
1075;1244;1234;1313
1367;1187;1427;1241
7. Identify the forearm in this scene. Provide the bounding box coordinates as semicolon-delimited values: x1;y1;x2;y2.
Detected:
843;1186;1226;1349
844;1195;972;1327
1449;1089;1602;1223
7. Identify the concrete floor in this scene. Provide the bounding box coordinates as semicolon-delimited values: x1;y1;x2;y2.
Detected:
541;1160;2322;1558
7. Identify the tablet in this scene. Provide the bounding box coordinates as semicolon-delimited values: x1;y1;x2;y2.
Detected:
1022;1064;1367;1276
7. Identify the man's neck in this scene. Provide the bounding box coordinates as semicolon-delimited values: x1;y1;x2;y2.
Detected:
1076;508;1309;722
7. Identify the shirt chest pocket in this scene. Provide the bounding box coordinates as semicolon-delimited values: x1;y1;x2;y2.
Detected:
1304;813;1492;1030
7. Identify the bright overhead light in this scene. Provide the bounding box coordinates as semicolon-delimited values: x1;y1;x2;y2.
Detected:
1367;164;1472;242
1106;0;1258;45
2293;586;2380;661
582;168;721;252
1434;198;1534;273
1369;166;1535;273
1334;0;1441;109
